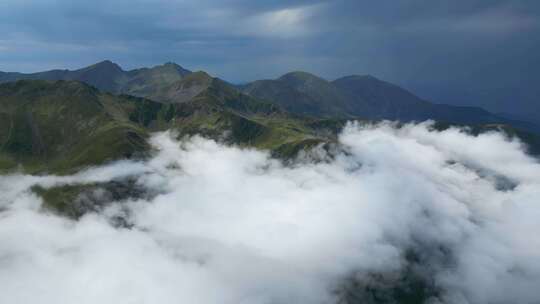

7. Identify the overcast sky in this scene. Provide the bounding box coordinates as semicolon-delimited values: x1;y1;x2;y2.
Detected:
1;0;539;116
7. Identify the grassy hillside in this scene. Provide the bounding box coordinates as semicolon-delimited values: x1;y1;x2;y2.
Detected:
0;80;150;174
0;79;335;217
0;79;334;174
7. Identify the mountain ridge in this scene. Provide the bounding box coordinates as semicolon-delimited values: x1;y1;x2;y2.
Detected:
2;61;539;134
0;79;331;174
243;70;540;133
0;61;193;98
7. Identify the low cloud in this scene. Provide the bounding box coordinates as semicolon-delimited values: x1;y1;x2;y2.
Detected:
0;122;539;303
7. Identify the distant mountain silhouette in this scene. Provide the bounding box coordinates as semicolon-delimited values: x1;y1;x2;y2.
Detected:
0;60;192;98
242;72;540;132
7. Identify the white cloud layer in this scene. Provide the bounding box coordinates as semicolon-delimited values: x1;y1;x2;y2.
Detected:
0;122;539;303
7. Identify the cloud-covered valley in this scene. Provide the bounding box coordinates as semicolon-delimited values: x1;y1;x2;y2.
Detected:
0;122;539;304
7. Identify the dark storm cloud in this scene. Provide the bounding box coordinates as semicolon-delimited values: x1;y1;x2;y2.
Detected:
1;0;539;117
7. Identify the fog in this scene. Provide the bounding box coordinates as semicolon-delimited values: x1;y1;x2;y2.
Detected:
1;122;539;304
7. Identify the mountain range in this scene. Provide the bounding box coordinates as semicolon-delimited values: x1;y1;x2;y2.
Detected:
2;60;538;132
0;77;332;174
1;60;540;176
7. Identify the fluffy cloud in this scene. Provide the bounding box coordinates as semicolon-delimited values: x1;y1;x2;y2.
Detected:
0;122;539;303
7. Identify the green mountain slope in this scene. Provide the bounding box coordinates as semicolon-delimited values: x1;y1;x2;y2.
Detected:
139;71;214;103
121;62;193;99
121;76;328;152
0;79;333;174
0;80;150;174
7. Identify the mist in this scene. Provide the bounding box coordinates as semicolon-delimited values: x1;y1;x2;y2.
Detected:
1;122;539;304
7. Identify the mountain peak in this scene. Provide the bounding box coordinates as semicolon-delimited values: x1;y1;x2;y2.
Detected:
279;71;325;82
86;60;124;73
150;62;191;77
335;74;381;82
97;59;115;65
163;61;181;67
